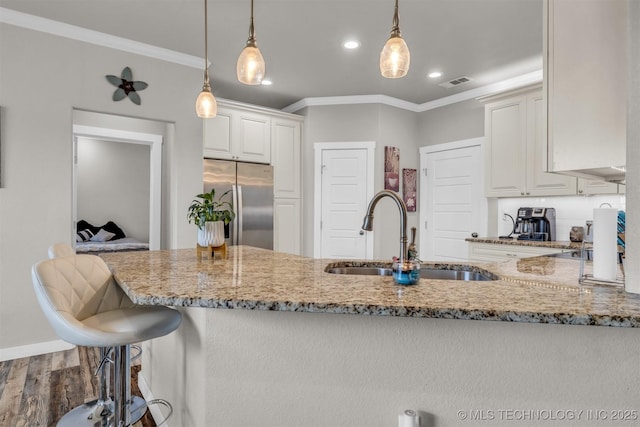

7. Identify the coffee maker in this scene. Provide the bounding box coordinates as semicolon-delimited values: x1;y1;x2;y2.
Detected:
514;207;556;241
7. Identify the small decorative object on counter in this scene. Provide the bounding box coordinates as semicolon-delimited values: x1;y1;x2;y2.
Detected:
407;227;418;260
584;220;593;242
392;259;420;285
570;226;584;242
188;188;235;260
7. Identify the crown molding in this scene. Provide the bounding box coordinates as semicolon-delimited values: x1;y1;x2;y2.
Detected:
0;7;203;69
1;7;543;113
282;94;421;114
283;70;543;113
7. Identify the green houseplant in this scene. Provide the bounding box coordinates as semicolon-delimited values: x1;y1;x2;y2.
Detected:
187;189;235;229
188;189;235;247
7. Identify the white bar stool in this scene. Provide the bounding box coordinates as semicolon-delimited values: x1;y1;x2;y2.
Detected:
32;252;182;426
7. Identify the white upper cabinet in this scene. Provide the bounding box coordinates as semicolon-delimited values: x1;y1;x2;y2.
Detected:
203;107;233;159
203;104;271;164
271;118;302;198
483;86;576;198
545;0;626;181
577;179;619;196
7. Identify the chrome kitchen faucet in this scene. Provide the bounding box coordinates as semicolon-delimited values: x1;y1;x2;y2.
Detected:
361;190;408;263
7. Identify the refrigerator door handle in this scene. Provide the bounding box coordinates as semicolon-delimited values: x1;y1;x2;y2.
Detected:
232;184;239;245
237;185;244;245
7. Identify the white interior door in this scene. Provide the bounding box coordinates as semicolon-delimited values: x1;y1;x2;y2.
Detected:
319;148;369;259
420;140;485;261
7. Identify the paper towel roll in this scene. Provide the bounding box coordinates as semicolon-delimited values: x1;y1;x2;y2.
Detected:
398;409;419;427
593;208;618;281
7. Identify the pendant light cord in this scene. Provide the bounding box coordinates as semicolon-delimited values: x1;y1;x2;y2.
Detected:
247;0;257;46
391;0;401;37
203;0;210;86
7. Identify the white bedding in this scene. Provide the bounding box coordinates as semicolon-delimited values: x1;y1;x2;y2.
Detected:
75;237;149;253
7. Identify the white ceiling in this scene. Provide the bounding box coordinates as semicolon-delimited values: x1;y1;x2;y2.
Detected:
0;0;543;110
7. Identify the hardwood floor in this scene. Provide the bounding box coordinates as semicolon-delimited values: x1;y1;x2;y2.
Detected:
0;346;155;427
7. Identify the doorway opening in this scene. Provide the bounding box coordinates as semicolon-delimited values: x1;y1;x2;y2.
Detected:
72;112;164;250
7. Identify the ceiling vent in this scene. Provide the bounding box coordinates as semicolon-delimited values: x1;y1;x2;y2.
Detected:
438;76;473;89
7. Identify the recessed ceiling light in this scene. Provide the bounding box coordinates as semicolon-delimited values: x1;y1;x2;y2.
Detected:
261;79;272;86
343;40;360;49
428;71;443;79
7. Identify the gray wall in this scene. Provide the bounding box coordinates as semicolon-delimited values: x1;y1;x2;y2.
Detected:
300;104;419;260
76;138;150;242
417;98;485;146
0;23;203;352
300;99;485;260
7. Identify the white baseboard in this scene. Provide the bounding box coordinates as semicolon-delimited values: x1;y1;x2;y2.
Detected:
0;339;75;362
137;371;172;427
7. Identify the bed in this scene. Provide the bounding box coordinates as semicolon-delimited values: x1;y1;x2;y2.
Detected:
76;219;149;254
76;237;149;253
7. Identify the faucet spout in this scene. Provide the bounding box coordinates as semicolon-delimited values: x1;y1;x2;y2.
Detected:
361;190;408;262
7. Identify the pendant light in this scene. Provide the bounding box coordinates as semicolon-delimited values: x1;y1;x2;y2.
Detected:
237;0;265;85
195;0;217;118
379;0;410;78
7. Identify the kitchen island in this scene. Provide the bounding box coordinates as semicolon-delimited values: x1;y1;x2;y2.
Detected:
102;246;640;426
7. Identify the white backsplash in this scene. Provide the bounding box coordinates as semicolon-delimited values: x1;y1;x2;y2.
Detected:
497;195;626;242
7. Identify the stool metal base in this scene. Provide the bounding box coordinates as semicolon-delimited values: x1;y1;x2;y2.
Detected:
56;396;147;427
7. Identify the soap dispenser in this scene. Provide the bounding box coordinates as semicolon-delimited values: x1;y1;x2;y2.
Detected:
407;227;418;260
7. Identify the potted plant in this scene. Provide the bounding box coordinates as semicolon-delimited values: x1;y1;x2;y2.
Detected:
187;189;235;247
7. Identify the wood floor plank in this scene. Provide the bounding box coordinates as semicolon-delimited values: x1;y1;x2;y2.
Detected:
77;346;100;400
48;365;85;424
0;358;14;401
15;352;52;427
0;357;29;427
51;347;80;370
0;348;155;427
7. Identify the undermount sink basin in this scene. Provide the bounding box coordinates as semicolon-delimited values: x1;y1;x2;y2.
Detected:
325;265;498;281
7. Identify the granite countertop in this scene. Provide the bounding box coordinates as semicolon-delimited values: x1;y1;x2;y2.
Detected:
466;236;583;250
100;245;640;328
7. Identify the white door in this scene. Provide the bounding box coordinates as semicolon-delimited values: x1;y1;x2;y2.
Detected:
319;148;370;259
420;140;485;261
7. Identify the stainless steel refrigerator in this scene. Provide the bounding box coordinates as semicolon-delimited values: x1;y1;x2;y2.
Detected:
203;159;273;249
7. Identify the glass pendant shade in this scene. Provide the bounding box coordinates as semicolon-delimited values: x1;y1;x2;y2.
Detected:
237;45;265;85
380;35;410;78
196;0;217;118
196;84;217;118
237;0;265;85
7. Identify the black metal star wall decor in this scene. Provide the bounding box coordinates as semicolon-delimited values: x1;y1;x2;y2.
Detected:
105;67;148;105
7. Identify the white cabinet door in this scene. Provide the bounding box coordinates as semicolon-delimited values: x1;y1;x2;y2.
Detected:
274;198;301;255
526;92;576;196
236;111;271;163
484;87;577;198
202;105;271;163
485;96;527;197
271;119;301;198
546;0;626;177
577;179;618;195
203;108;234;160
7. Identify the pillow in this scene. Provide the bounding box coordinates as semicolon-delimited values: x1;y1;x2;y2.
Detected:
76;229;94;242
100;221;126;240
90;228;116;242
77;219;99;235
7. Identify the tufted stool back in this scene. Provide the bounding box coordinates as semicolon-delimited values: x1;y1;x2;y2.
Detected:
32;255;136;345
48;242;75;259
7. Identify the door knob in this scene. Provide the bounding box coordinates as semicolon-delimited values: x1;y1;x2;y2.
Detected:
471;232;478;238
